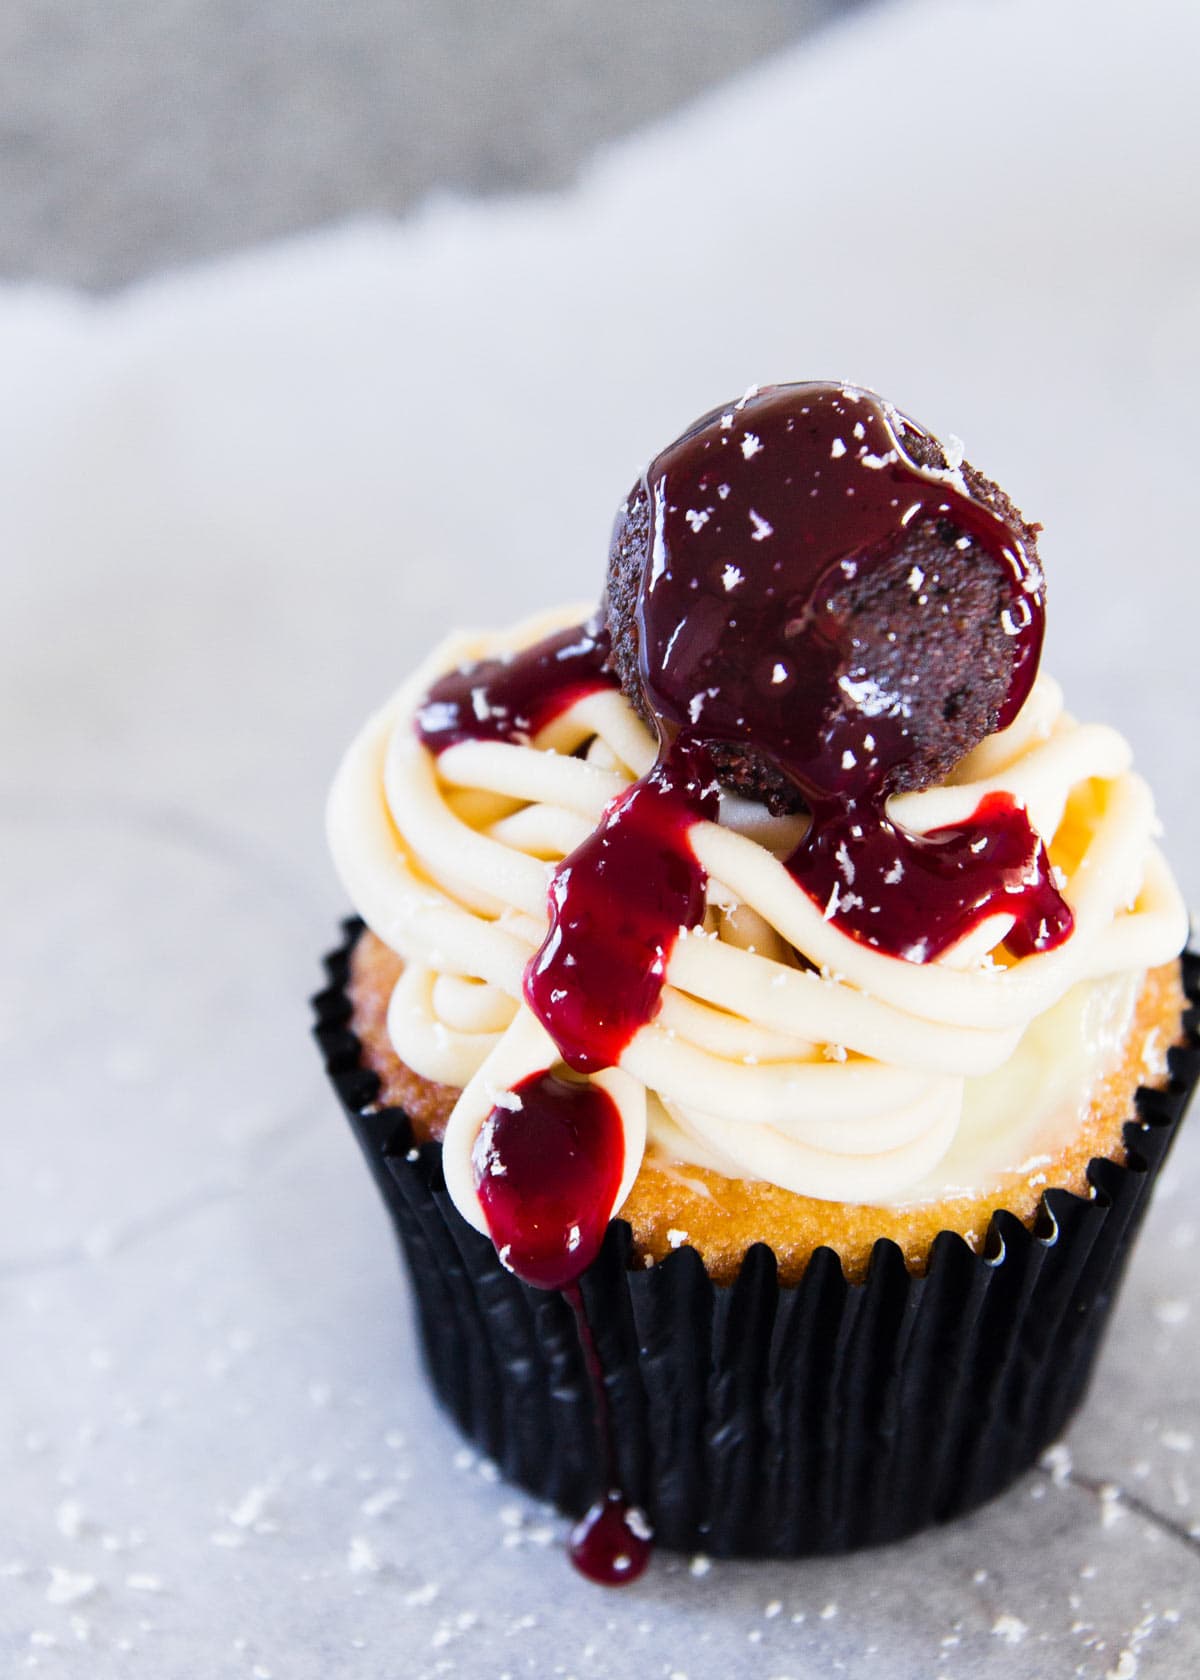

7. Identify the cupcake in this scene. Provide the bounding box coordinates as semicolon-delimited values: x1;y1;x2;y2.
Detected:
316;381;1196;1573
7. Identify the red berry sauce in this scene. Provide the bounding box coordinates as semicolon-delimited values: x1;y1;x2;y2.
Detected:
471;1075;653;1583
414;618;613;753
563;1285;652;1586
412;381;1076;1581
471;1069;626;1291
569;1489;652;1586
524;736;718;1074
790;788;1073;963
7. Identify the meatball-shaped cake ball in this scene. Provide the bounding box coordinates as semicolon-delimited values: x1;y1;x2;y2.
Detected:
605;383;1045;815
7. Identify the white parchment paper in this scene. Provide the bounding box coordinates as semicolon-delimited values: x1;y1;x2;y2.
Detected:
3;0;1198;1674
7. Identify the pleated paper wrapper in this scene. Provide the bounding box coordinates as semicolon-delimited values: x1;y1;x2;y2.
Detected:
314;920;1199;1557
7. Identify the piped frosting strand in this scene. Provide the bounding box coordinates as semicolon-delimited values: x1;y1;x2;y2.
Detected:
327;608;1187;1224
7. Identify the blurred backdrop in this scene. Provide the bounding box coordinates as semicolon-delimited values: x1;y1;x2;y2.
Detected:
0;0;860;287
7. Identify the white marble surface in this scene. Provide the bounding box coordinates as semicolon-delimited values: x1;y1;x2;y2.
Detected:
3;0;1199;1674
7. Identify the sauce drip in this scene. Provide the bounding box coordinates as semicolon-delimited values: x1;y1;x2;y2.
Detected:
564;1285;652;1587
415;619;612;752
569;1490;652;1586
472;1069;625;1291
473;1088;653;1584
524;737;717;1073
789;789;1073;963
418;615;671;1582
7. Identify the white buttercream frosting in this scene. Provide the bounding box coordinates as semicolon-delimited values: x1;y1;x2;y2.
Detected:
327;605;1187;1237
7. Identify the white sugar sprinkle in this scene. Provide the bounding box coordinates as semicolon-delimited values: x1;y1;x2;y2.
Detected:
227;1485;271;1530
1154;1299;1189;1326
1041;1442;1072;1486
55;1500;86;1540
46;1568;97;1606
991;1614;1027;1645
360;1487;402;1518
1099;1484;1124;1527
347;1536;381;1575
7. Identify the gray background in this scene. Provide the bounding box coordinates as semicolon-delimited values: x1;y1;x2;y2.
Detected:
0;0;854;288
2;2;1199;1677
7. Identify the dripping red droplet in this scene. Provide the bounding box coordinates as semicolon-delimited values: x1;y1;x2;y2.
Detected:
562;1284;653;1586
472;1069;626;1293
471;1129;656;1582
569;1492;652;1586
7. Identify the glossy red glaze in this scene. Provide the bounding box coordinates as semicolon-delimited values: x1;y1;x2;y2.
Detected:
569;1492;652;1587
524;736;717;1073
632;381;1072;964
562;1284;652;1585
471;1070;625;1292
414;619;612;752
636;381;1045;777
788;788;1073;962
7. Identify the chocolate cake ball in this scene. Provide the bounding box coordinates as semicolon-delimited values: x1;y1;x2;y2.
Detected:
605;384;1045;814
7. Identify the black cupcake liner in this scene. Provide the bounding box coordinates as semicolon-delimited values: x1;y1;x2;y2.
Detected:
313;919;1200;1557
